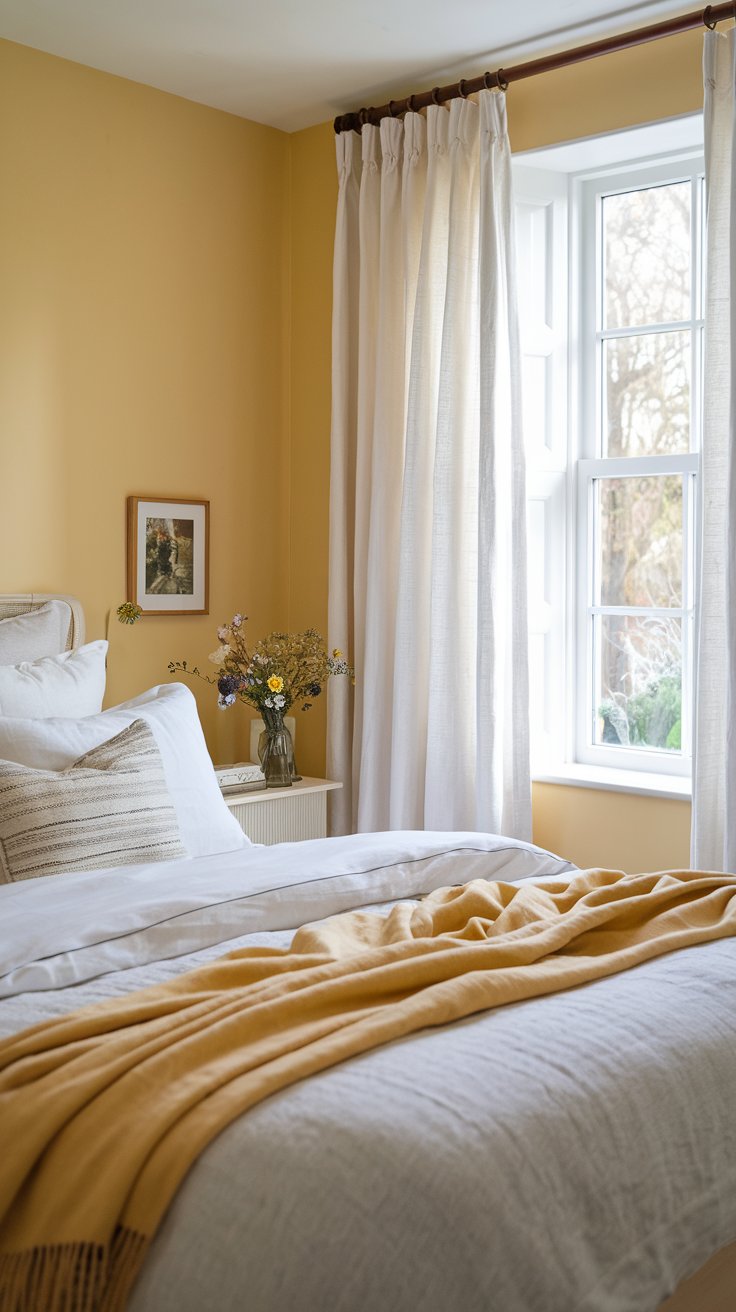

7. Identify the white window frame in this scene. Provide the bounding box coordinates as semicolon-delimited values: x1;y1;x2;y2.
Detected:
574;155;704;780
575;454;698;777
513;121;705;794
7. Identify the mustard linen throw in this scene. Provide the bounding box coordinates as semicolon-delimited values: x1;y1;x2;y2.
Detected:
2;866;736;1311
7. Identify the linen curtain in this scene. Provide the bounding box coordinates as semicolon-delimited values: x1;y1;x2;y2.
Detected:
328;92;531;839
692;29;736;871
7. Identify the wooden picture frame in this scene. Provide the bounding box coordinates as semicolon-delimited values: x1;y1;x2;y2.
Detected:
126;496;209;616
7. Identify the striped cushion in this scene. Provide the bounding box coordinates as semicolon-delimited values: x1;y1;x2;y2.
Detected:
0;719;186;883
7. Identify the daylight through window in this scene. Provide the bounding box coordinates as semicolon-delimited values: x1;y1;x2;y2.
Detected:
515;126;704;785
578;164;702;777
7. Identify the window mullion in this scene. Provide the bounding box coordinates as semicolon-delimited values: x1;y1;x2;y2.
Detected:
591;606;686;618
580;454;698;479
598;318;697;341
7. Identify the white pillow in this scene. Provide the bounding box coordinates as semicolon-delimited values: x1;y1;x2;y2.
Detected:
0;641;107;718
0;683;250;859
0;601;73;665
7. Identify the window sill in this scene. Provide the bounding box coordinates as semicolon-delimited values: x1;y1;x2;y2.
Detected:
532;763;691;801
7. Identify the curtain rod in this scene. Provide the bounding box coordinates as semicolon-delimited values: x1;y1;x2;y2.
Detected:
334;3;735;133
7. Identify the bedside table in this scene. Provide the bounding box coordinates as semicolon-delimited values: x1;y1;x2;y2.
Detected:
222;777;342;845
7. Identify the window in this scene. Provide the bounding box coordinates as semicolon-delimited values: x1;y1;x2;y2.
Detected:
514;120;704;790
577;162;703;778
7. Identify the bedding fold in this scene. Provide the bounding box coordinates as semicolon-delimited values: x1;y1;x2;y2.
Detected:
1;865;736;1312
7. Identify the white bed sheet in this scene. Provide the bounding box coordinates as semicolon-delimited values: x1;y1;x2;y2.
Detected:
2;832;736;1312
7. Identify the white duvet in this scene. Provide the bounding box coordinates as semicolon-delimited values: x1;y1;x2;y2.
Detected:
2;831;736;1312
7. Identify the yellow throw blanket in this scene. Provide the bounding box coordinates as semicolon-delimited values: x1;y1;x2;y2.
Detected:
2;865;736;1312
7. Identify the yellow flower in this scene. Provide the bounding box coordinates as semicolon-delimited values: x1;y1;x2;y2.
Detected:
332;648;343;659
267;675;284;693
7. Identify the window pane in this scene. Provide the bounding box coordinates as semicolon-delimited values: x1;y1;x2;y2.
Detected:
596;475;683;607
603;183;690;329
594;614;682;752
604;330;691;457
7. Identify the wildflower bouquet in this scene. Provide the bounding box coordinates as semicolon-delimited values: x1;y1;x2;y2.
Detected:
169;612;353;715
169;613;353;787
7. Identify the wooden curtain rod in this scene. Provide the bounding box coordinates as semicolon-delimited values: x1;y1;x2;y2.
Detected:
334;2;735;133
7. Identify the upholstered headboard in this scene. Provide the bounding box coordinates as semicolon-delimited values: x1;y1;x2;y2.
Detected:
0;595;85;653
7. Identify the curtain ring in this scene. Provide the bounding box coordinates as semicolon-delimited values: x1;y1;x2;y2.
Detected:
458;78;469;99
407;94;418;113
431;86;442;105
357;107;368;127
389;99;400;118
496;69;509;91
483;70;496;90
703;5;717;27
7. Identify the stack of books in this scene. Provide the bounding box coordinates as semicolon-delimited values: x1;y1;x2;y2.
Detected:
214;762;266;793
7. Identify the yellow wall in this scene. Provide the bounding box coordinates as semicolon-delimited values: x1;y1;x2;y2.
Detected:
287;28;705;868
287;122;337;775
505;28;704;152
1;29;705;868
0;38;290;765
532;784;692;874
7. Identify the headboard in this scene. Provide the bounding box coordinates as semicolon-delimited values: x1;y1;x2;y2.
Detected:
0;595;85;652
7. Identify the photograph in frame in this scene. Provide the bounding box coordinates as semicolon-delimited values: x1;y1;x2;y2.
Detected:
127;496;209;615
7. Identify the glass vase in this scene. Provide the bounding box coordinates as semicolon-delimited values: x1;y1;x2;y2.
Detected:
258;709;300;788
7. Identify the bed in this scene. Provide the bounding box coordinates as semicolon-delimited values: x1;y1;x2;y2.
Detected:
0;596;735;1312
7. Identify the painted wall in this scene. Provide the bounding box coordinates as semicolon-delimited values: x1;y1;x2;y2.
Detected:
0;29;706;869
532;784;692;874
287;122;337;776
0;38;290;765
287;28;705;868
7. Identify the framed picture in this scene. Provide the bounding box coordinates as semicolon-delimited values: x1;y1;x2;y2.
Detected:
126;496;209;616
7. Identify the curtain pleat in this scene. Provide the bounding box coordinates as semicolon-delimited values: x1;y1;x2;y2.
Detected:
391;106;452;830
356;118;407;832
692;30;736;871
328;91;531;839
326;131;360;835
424;99;481;830
350;126;382;822
477;92;531;839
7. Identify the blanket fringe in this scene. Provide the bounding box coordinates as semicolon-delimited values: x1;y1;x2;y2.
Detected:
0;1228;147;1312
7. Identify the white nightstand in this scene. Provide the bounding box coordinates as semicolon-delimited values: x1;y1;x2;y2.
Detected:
222;777;342;845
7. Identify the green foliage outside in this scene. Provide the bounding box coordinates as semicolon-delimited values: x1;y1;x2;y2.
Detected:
599;672;681;753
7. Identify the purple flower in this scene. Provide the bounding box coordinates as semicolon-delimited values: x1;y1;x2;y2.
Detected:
217;674;242;698
218;693;237;709
232;613;244;628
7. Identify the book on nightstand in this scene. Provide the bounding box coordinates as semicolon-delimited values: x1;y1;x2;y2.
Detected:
214;762;266;793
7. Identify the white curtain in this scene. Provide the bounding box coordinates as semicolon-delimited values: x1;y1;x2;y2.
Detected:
692;29;736;872
328;92;531;840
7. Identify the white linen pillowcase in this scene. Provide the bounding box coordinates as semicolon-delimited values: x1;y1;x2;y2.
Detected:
0;641;107;718
0;601;73;665
0;682;250;858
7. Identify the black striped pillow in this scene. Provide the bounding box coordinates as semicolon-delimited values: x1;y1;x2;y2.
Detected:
0;719;186;882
